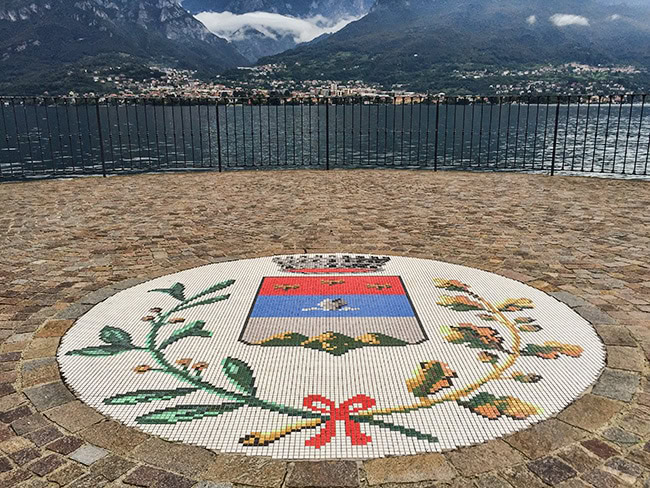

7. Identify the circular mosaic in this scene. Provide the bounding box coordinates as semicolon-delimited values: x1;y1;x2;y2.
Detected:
58;254;605;459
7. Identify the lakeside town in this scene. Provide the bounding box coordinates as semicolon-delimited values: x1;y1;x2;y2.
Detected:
67;61;647;101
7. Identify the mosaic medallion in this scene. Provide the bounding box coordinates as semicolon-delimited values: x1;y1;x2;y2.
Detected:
58;255;606;459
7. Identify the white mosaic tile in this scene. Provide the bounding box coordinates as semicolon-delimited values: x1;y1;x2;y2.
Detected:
57;254;606;459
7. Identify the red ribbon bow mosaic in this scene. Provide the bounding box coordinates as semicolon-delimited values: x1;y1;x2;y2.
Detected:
303;394;376;448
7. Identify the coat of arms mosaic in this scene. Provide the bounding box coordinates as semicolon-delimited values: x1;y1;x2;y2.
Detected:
58;254;606;459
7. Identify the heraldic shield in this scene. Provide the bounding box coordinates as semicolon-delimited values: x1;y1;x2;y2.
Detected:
240;275;427;355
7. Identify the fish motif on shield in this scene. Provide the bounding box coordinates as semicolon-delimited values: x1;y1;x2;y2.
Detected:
240;276;427;355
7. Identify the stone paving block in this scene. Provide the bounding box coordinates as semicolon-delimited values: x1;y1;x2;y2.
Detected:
286;461;359;488
618;411;650;436
627;447;650;470
0;393;25;413
592;369;640;402
446;440;524;476
0;352;21;363
47;435;84;455
0;435;33;455
156;472;198;488
558;446;601;474
69;444;109;465
607;346;646;371
0;468;32;486
79;287;118;305
0;371;17;384
0;383;16;398
527;457;577;485
34;319;75;338
581;468;626;488
505;419;585;459
558;394;622;432
602;457;643;484
193;483;233;488
0;424;13;442
28;453;65;476
132;438;214;477
23;382;75;411
601;427;641;446
44;400;104;432
10;413;50;435
79;421;148;456
551;291;591;308
581;439;620;459
474;474;512;488
574;305;615;324
113;278;148;290
47;462;87;486
201;454;286;488
0;405;32;424
22;338;60;360
556;479;592;488
24;425;62;446
56;303;93;320
0;455;13;473
90;454;136;481
363;453;456;484
9;446;41;466
67;472;109;488
123;465;174;487
594;325;636;346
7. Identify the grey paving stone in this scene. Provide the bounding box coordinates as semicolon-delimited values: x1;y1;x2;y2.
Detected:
56;303;93;320
113;278;149;290
574;305;615;324
601;427;641;446
23;382;75;411
79;287;118;305
551;291;591;308
592;369;640;402
69;444;109;465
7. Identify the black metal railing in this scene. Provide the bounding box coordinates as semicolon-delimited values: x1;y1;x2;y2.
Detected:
1;95;649;180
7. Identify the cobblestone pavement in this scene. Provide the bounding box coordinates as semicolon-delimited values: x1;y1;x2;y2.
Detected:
0;169;649;488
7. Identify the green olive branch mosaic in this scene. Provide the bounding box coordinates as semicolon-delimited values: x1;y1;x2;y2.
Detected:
64;277;585;449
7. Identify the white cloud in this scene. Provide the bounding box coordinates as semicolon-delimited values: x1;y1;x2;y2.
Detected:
195;11;360;44
526;15;537;25
609;14;622;20
550;14;590;27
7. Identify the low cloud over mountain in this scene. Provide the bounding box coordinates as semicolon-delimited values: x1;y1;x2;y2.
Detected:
196;11;360;44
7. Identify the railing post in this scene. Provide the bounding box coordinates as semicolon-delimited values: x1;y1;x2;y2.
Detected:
434;100;440;171
325;98;330;170
95;98;107;178
215;99;223;172
550;98;561;176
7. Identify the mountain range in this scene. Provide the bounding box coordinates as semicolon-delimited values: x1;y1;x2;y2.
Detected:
2;0;650;95
261;0;650;92
0;0;247;94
